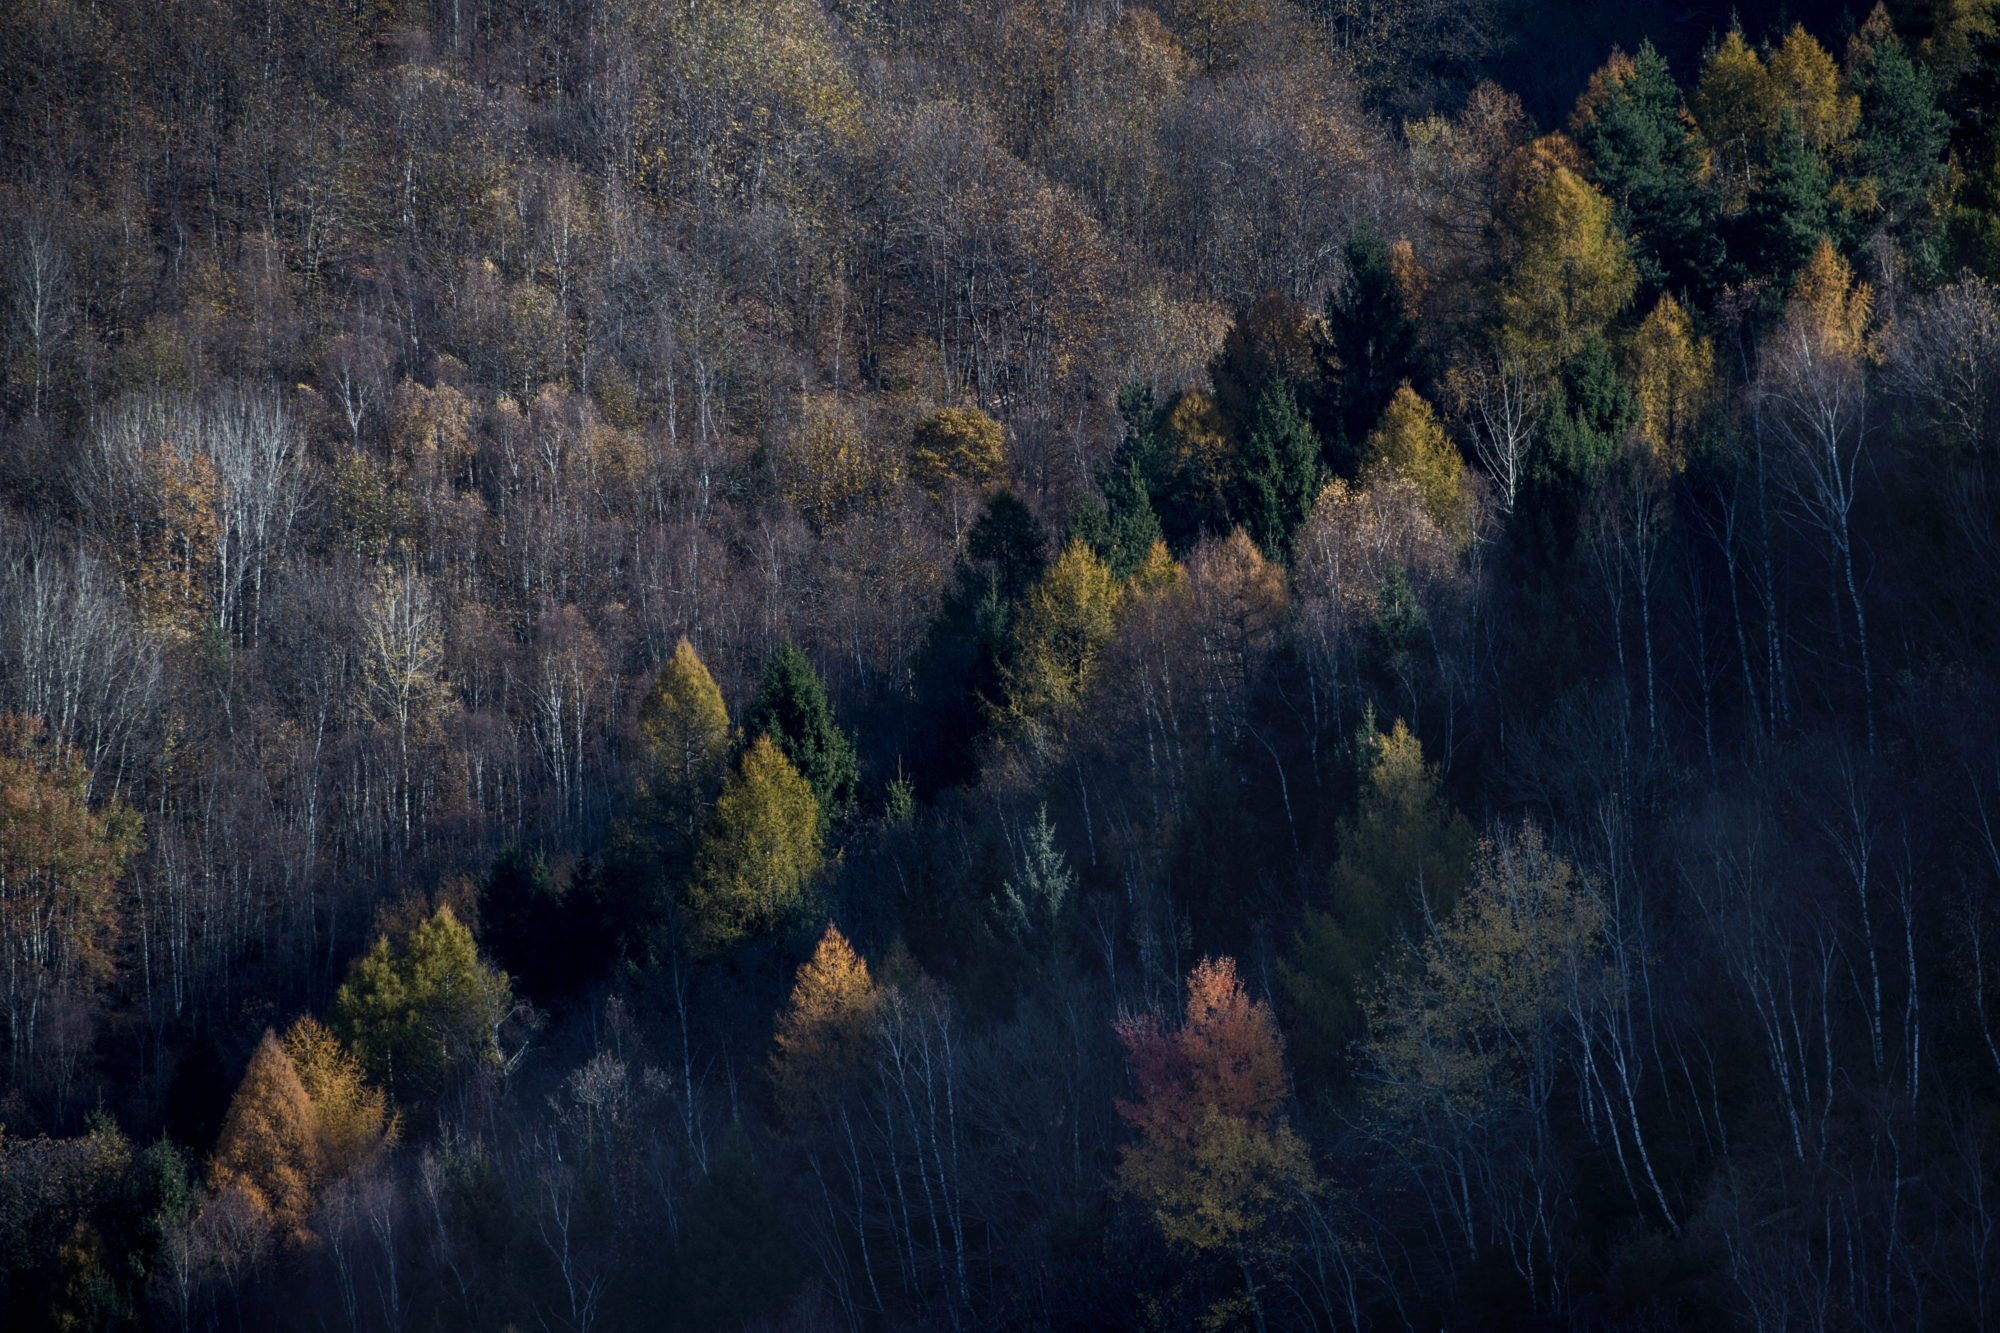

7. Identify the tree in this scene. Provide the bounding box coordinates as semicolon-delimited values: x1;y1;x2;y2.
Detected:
1358;822;1608;1302
1760;238;1878;752
744;644;858;819
1281;719;1475;1087
1002;540;1120;733
1324;226;1423;475
1115;957;1314;1319
1493;166;1638;378
1526;334;1639;563
996;805;1076;958
1767;24;1859;159
1628;294;1715;474
280;1016;397;1180
632;639;733;869
1571;41;1720;296
908;407;1008;494
687;736;824;952
329;906;516;1106
1361;384;1475;546
1691;27;1782;212
1236;378;1323;562
0;714;140;1084
1093;385;1168;579
1738;109;1830;284
770;923;877;1120
209;1031;324;1245
1852;27;1951;240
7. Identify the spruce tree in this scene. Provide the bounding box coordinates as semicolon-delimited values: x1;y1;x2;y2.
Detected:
1324;227;1422;476
1740;109;1829;285
743;643;858;818
1575;41;1721;297
1237;378;1323;562
1854;38;1950;238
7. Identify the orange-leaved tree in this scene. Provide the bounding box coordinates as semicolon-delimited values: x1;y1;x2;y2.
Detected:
770;923;878;1120
1115;957;1313;1315
209;1029;325;1245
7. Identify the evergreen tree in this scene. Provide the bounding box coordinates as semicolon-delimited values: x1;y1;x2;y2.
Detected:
1236;378;1323;562
1853;37;1951;241
743;644;857;819
1574;41;1721;298
1738;109;1829;285
1324;227;1422;476
911;491;1048;791
1526;333;1639;562
1094;384;1167;578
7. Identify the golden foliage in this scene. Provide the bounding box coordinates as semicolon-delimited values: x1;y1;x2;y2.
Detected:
1115;957;1313;1258
770;923;878;1120
1692;28;1781;210
1769;24;1860;156
1004;540;1120;731
1362;823;1605;1115
281;1015;398;1179
1361;385;1476;546
908;407;1008;494
1789;236;1875;358
1629;295;1716;473
1494;167;1638;376
786;395;903;532
210;1030;324;1244
636;639;734;854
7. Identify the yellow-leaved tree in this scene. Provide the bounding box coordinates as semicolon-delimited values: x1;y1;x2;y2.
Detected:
688;736;824;952
908;408;1008;495
1691;28;1782;211
1361;385;1477;546
1003;539;1119;733
770;923;878;1120
209;1030;324;1244
1493;167;1638;377
281;1015;398;1179
1628;294;1716;474
633;639;734;872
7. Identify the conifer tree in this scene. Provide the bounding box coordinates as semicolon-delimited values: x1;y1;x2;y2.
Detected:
281;1015;397;1179
1852;31;1951;240
1280;720;1474;1087
633;639;734;867
1236;378;1323;563
1324;227;1422;475
688;736;824;952
770;923;877;1120
1361;385;1474;546
1740;109;1830;284
1494;167;1639;378
744;644;857;819
209;1030;323;1243
1573;41;1720;296
329;906;513;1106
1002;540;1119;730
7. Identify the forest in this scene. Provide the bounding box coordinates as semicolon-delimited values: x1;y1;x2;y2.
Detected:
4;0;2000;1326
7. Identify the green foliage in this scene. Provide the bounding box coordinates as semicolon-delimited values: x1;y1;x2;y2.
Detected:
912;491;1048;790
744;643;857;819
1738;109;1830;284
1280;720;1474;1089
1525;334;1639;562
1325;227;1423;475
1236;378;1323;562
1087;384;1168;578
1854;37;1951;238
687;736;824;953
632;639;734;873
1574;41;1721;297
330;906;514;1106
995;805;1075;958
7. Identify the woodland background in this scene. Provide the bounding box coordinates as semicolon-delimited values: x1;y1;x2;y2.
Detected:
6;0;2000;1328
